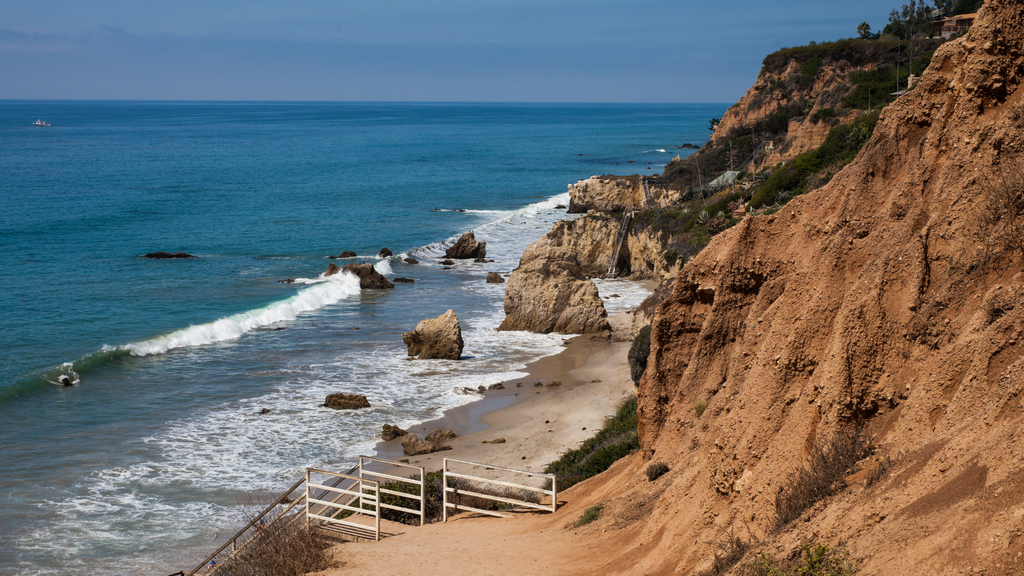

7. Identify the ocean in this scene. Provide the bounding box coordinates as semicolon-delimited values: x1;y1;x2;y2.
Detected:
0;101;728;574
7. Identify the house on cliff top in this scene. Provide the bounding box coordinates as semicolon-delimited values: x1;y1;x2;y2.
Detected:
933;12;977;38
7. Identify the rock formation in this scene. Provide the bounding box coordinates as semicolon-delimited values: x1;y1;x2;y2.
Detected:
393;277;415;283
321;262;395;289
381;424;407;440
328;251;357;259
445;231;487;259
323;393;370;410
400;433;454;456
568;176;663;213
402;309;464;360
143;251;195;259
486;272;504;284
404;257;419;264
377;248;393;257
498;240;610;334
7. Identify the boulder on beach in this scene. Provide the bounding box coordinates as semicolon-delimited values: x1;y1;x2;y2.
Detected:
401;433;453;456
486;272;504;284
445;231;487;259
378;248;393;258
321;262;395;289
482;438;506;444
323;393;370;410
143;251;196;259
382;424;408;441
402;309;464;360
404;258;419;265
425;429;457;444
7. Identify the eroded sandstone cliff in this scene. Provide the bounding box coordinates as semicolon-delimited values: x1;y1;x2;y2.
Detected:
564;1;1024;572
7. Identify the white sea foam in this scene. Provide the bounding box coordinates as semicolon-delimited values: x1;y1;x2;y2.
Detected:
374;259;393;276
117;273;362;357
593;277;653;315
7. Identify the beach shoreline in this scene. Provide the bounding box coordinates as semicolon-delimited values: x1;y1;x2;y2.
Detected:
370;311;640;474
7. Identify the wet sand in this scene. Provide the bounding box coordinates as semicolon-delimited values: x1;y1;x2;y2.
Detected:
371;312;637;474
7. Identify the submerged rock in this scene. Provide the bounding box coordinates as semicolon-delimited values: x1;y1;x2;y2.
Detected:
402;309;464;360
445;231;487;259
143;251;195;259
329;251;357;259
404;258;419;265
393;277;415;283
440;259;455;266
378;248;393;257
321;262;395;289
323;393;370;410
486;272;504;284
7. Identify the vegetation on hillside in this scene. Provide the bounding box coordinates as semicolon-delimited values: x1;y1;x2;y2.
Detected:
545;396;639;490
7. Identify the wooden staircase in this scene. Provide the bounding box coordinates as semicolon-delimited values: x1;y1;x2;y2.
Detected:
606;211;633;277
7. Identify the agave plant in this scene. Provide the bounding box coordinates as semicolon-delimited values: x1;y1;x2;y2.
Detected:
698;210;709;225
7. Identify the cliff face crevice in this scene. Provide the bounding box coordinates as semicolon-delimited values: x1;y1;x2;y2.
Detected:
566;1;1024;573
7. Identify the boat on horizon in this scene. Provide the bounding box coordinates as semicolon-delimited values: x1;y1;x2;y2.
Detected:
33;120;51;127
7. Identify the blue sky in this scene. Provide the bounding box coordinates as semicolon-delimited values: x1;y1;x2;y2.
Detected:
2;0;905;102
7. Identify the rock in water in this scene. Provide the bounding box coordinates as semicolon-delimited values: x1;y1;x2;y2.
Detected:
378;248;393;257
382;424;408;441
143;251;196;259
445;231;487;259
404;258;419;264
498;242;610;334
329;250;357;259
323;393;370;410
440;259;455;266
486;272;504;284
320;262;395;289
402;309;464;360
393;277;415;283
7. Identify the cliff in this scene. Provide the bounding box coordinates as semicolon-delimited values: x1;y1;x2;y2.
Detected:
574;0;1024;572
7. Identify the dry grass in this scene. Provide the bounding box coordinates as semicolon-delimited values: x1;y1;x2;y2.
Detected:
698;529;752;576
981;161;1024;260
773;426;871;530
211;502;333;576
646;462;669;481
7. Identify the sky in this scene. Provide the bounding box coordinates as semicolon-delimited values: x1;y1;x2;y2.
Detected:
1;0;907;102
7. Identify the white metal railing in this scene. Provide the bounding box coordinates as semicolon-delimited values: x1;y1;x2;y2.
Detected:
442;458;557;521
359;456;426;526
306;468;380;541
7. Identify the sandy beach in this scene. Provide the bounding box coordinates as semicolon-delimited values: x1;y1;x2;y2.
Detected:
371;310;639;474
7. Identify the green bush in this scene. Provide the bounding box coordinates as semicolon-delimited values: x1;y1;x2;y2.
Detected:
545;397;639;490
694;399;708;417
628;326;652;385
573;503;605;527
747;542;857;576
748;111;880;210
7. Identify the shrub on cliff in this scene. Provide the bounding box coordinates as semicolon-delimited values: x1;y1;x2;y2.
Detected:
628;325;652;385
545;396;639;490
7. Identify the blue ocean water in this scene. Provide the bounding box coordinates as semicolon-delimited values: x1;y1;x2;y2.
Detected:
0;101;727;574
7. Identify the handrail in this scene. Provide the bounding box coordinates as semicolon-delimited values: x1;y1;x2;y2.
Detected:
606;210;633;277
442;457;557;522
306;468;380;541
358;456;426;525
186;464;357;576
